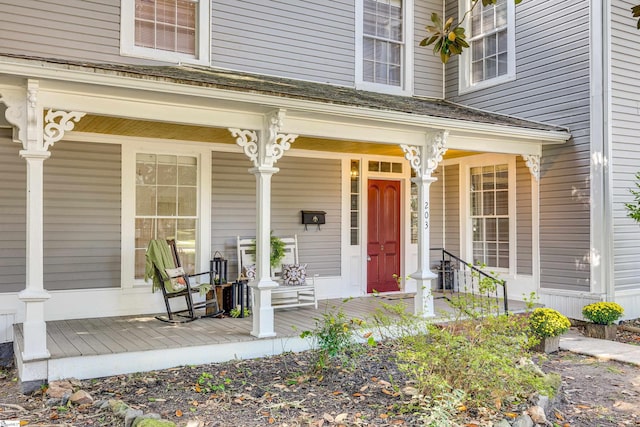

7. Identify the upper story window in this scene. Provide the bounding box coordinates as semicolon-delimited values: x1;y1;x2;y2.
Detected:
121;0;210;64
459;0;515;93
356;0;413;95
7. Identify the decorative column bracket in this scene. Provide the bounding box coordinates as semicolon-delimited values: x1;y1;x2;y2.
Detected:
1;81;85;152
521;154;540;181
43;109;86;151
400;130;449;177
229;109;298;168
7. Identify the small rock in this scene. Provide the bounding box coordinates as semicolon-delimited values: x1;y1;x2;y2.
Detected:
185;420;204;427
46;381;73;398
402;386;419;396
134;419;176;427
527;405;548;425
109;399;130;417
534;394;550;412
70;390;93;405
493;420;512;427
512;414;534;427
60;392;71;406
45;398;61;407
124;408;144;427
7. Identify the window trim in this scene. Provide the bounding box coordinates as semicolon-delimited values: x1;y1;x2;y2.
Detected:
459;154;516;274
120;0;211;65
355;0;414;95
122;140;212;289
458;0;516;94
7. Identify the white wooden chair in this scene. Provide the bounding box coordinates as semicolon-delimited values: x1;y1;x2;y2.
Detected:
236;235;318;309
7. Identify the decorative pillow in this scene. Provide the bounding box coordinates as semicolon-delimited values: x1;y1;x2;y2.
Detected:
164;267;187;292
243;264;256;281
281;264;307;286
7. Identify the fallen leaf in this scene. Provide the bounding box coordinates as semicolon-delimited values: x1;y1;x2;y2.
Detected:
378;379;391;387
379;413;389;419
352;392;362;397
363;332;372;338
175;409;183;417
335;413;348;422
392;420;405;425
360;385;369;392
261;412;270;416
195;385;201;393
371;377;379;382
505;412;518;419
381;388;393;395
577;405;590;409
268;417;275;424
457;405;467;411
323;413;334;423
273;383;287;390
332;391;343;395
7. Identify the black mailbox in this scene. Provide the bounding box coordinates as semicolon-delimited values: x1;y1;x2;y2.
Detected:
301;210;326;230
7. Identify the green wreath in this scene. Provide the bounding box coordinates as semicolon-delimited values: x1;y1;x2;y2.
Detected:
251;233;286;268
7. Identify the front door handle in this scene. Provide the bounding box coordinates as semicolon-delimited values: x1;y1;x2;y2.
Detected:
380;244;384;251
367;255;371;262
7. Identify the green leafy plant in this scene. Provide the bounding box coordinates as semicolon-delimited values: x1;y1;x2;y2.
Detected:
196;372;231;393
229;306;251;318
250;232;287;268
300;303;370;372
625;171;640;223
528;308;571;338
582;302;624;325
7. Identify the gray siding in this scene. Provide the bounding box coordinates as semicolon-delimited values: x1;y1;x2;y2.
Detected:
444;164;460;255
44;141;122;290
211;0;356;86
0;0;162;65
516;157;532;275
211;152;342;279
414;0;444;98
444;0;591;292
611;0;640;292
0;129;26;293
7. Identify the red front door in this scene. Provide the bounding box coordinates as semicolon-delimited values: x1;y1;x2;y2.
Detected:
367;179;401;293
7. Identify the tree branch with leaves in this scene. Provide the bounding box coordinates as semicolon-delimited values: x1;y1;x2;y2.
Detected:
423;0;640;64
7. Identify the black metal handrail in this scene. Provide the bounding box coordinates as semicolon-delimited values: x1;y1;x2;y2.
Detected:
430;248;509;316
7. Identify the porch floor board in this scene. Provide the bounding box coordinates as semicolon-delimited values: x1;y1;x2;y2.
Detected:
15;293;528;381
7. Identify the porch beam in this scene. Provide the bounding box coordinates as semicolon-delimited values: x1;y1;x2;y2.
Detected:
401;130;449;317
229;109;298;338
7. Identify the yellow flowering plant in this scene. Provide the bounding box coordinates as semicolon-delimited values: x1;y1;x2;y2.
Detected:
582;302;624;325
528;308;571;338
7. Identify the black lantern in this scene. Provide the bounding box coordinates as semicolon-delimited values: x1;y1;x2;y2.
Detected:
211;251;228;285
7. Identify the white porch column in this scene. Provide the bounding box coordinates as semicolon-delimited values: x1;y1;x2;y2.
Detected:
229;109;298;338
1;80;85;366
401;130;449;317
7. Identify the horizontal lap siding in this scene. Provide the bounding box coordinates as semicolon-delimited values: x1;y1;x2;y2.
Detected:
44;141;122;290
414;0;444;98
211;0;355;86
611;1;640;292
0;130;26;293
516;158;532;275
211;152;342;279
0;0;161;65
445;0;591;292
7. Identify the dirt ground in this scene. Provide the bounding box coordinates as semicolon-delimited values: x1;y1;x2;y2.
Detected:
0;325;638;427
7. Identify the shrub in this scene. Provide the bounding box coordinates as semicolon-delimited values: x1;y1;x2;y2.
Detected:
582;302;624;325
529;308;571;338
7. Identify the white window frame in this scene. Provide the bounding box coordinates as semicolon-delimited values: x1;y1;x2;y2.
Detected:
459;154;516;275
355;0;414;95
121;140;212;289
458;0;516;94
120;0;211;65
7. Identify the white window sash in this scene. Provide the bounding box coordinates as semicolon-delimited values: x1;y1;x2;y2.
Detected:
120;0;211;65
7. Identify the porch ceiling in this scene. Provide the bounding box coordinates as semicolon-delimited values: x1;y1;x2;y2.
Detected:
73;114;478;158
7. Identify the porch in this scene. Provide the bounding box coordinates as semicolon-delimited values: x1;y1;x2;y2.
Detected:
14;293;529;382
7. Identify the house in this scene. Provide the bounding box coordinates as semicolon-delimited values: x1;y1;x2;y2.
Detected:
0;0;637;387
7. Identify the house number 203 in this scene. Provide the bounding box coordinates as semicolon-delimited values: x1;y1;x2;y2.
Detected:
424;201;429;229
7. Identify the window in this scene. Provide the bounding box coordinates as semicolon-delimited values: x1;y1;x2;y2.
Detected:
459;0;515;93
470;164;509;268
356;0;412;94
121;0;210;64
350;160;360;245
134;154;198;279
